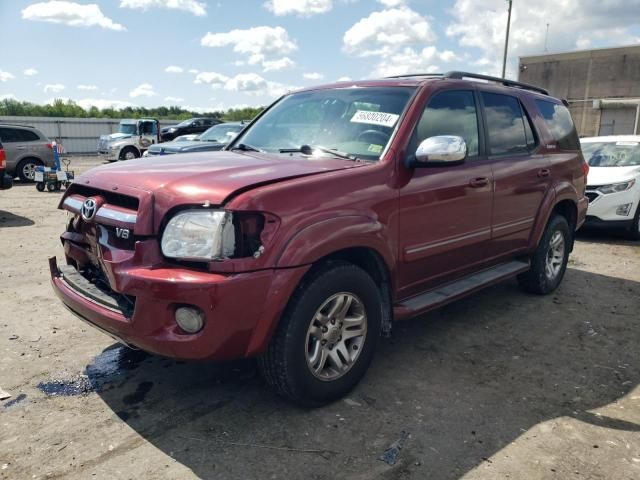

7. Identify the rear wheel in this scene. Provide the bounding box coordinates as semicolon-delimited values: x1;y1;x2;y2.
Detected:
17;158;43;182
518;214;571;295
258;262;382;407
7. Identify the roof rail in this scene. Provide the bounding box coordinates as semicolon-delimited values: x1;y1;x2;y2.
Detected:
385;73;444;79
443;71;549;95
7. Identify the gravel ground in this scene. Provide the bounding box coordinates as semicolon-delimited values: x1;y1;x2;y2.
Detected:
1;156;639;480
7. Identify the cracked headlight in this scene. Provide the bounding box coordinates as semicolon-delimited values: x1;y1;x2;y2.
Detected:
161;210;235;261
597;179;636;194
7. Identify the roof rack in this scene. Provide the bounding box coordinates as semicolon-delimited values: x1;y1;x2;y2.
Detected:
444;71;549;95
385;73;444;79
385;71;549;96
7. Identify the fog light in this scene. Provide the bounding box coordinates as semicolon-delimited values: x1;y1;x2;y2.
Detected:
616;203;633;216
175;306;205;333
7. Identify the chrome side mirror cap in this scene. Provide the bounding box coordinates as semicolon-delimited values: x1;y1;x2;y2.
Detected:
412;135;467;167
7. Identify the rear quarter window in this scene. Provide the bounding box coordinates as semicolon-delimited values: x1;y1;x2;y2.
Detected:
535;100;580;151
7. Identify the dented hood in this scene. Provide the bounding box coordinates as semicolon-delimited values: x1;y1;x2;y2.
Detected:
77;150;361;207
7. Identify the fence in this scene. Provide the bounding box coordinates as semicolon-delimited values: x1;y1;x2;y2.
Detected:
0;116;181;154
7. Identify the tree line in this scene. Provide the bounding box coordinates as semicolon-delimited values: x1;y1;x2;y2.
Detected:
0;98;264;122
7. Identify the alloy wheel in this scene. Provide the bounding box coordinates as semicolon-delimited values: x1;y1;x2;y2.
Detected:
305;292;367;381
545;230;565;280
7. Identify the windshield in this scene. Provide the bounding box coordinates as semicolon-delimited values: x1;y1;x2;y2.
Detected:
581;141;640;167
176;119;194;127
119;123;137;135
232;87;416;161
200;124;243;143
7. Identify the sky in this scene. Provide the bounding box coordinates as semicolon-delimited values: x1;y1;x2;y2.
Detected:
0;0;639;113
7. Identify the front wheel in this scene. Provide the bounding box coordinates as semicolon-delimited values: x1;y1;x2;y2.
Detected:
120;147;139;160
258;262;382;407
627;204;640;240
518;214;571;294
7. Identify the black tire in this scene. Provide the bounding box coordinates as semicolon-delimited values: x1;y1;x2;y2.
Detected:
627;204;640;240
120;147;140;160
36;182;45;192
46;182;56;192
518;214;571;295
258;262;382;407
17;158;43;182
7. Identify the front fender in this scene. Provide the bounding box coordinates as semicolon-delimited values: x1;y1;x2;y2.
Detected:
275;215;395;270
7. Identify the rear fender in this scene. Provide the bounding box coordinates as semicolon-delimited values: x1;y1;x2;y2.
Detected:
528;181;578;251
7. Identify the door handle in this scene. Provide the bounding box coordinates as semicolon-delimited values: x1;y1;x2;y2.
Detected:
469;177;490;188
16;146;27;150
537;168;551;178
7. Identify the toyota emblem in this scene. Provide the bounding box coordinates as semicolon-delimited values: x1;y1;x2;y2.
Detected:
81;198;98;222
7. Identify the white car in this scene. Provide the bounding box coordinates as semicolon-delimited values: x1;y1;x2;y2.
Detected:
581;135;640;239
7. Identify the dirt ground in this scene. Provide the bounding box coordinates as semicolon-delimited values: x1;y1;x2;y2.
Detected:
1;156;639;480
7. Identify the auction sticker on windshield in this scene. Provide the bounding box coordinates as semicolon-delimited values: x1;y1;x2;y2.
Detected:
351;110;399;128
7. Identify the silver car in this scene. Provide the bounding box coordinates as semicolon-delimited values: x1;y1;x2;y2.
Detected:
0;124;55;181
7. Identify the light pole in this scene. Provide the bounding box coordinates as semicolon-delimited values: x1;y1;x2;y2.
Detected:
501;0;513;78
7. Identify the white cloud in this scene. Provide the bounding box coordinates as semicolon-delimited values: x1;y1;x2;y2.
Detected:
196;71;297;98
76;98;137;110
44;83;65;93
77;84;98;91
129;83;157;98
303;72;324;80
344;6;449;77
201;26;297;72
22;1;126;31
194;71;229;88
164;96;184;103
119;0;206;16
188;68;199;74
23;68;38;76
224;73;268;93
262;57;295;72
447;0;640;78
377;0;406;6
0;70;15;82
265;0;332;16
337;76;352;81
0;94;16;101
165;65;184;73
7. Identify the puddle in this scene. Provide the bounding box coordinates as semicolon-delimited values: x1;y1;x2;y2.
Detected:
38;346;148;397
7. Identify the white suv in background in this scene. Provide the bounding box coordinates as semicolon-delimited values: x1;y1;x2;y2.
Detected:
581;135;640;239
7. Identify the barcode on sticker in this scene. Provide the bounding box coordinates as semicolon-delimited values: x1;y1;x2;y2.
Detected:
351;110;399;128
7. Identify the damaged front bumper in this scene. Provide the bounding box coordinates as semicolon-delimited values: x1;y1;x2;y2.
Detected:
49;255;308;360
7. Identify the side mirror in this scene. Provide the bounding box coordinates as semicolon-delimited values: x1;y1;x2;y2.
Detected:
411;135;467;167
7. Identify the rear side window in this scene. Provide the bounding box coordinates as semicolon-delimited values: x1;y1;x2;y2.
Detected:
481;92;533;155
0;127;39;142
535;100;580;150
415;90;480;157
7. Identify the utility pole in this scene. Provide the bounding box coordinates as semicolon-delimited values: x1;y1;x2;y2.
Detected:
544;23;550;52
501;0;513;78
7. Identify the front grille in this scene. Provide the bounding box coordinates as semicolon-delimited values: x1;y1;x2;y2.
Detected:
67;184;139;210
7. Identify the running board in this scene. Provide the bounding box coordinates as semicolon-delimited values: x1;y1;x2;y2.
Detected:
395;260;530;318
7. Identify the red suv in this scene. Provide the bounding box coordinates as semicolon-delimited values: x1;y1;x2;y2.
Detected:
50;72;588;406
0;139;13;190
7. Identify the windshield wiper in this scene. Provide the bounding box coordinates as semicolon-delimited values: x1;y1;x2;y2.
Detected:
231;143;263;152
279;144;357;161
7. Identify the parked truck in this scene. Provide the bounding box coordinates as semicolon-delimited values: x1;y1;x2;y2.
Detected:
97;118;160;161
